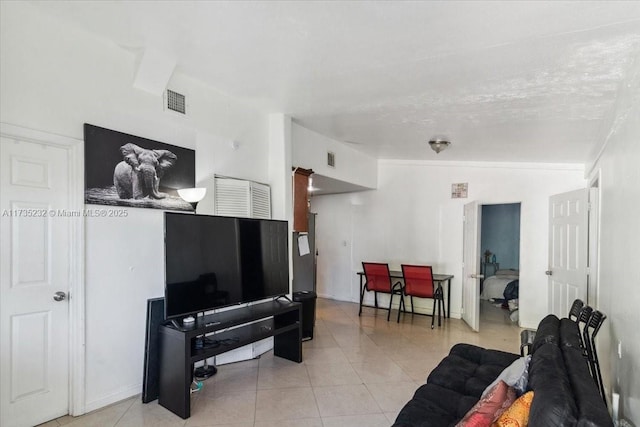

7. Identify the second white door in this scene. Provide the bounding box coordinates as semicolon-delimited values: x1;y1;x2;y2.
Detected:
548;189;588;317
462;201;481;332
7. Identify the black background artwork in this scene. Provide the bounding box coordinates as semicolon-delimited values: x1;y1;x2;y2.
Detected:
84;124;196;211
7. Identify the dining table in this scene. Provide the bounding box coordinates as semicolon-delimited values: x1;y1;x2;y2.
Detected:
356;270;454;318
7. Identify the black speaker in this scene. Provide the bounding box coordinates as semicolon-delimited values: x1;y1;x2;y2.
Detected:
142;297;164;403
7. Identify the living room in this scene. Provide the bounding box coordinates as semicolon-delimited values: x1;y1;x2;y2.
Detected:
1;2;639;426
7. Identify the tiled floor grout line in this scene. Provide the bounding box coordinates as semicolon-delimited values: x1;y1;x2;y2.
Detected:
112;396;136;427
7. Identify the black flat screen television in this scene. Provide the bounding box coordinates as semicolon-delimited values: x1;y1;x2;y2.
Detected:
164;212;289;320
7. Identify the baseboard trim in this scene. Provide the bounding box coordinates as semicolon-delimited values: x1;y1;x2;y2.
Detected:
84;383;141;414
316;293;462;319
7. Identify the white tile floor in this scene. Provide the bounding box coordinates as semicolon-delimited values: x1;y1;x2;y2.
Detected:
41;298;521;427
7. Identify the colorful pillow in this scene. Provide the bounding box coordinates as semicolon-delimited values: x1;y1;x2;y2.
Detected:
493;391;534;427
456;380;517;427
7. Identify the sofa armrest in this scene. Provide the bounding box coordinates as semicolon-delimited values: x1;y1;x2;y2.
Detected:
450;343;519;367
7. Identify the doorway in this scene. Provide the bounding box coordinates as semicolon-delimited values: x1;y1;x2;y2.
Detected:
479;203;521;328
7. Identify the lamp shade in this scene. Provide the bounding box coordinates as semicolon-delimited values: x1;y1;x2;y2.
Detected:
177;187;207;203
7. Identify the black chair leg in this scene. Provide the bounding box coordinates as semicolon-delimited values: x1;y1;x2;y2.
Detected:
387;293;393;321
591;337;607;405
374;292;378;308
359;286;366;316
431;298;436;329
397;293;405;323
410;296;414;314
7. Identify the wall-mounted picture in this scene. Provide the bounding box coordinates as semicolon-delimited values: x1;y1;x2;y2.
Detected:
451;182;468;199
84;124;195;211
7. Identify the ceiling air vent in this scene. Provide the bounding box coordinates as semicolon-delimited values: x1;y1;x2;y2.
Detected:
166;89;186;114
327;151;336;168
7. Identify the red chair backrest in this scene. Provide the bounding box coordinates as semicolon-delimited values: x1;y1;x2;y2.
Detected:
401;264;435;298
362;262;393;292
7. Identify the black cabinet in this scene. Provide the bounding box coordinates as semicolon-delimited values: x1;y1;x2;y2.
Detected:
293;291;316;340
158;300;302;419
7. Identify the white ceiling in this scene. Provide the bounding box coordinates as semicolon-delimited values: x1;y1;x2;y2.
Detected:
31;1;640;163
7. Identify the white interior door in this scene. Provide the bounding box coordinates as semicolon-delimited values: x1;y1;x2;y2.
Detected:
462;201;481;331
548;189;588;317
1;136;71;427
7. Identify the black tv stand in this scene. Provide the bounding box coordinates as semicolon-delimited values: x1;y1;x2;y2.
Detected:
274;294;292;302
158;300;302;419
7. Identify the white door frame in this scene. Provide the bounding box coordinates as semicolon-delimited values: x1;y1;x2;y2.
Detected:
0;123;85;416
478;202;522;328
587;172;601;308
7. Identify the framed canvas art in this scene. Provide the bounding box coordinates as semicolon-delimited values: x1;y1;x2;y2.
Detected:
84;124;195;211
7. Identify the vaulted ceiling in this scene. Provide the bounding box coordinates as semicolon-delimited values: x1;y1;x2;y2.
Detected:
31;1;640;163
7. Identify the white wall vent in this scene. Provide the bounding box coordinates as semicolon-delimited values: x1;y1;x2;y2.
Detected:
327;151;336;168
166;89;186;114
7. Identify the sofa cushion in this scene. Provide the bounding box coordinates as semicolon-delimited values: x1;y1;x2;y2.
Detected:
428;345;519;398
559;318;582;349
531;314;560;353
562;345;614;426
393;384;466;427
450;343;521;368
528;343;578;426
428;354;483;395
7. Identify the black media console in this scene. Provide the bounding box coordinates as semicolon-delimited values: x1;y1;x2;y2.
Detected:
158;299;302;419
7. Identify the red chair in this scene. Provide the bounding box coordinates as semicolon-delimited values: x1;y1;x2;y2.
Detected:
359;262;404;321
399;264;444;328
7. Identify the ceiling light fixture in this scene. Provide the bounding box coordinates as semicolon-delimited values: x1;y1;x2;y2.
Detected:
428;138;451;154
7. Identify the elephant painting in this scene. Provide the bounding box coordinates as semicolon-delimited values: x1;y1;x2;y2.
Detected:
113;143;177;199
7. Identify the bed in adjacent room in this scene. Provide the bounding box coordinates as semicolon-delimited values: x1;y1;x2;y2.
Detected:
480;269;519;300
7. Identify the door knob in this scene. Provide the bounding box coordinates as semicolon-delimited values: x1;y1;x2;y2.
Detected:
545;270;553;276
53;291;67;301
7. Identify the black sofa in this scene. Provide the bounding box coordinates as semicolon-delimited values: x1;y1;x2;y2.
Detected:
393;314;612;427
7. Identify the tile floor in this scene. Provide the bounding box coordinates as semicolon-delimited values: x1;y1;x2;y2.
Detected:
41;298;521;427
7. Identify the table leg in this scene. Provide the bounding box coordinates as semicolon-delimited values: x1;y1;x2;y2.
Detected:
446;279;451;318
437;283;446;319
358;274;364;316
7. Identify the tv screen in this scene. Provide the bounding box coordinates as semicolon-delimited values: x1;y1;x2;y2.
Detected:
164;212;289;320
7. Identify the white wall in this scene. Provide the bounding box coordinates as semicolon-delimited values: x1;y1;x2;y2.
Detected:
1;2;276;413
587;68;640;421
311;160;586;329
292;123;377;189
